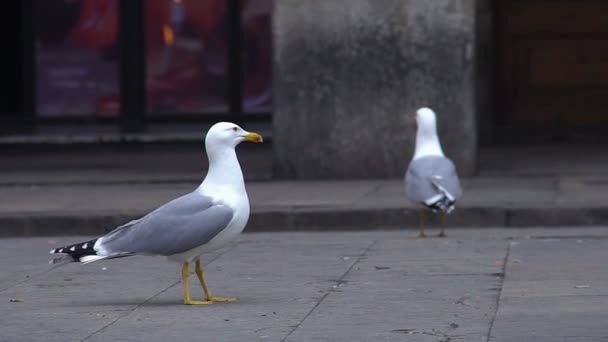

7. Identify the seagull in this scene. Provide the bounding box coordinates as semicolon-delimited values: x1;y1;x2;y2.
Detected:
49;122;263;305
404;107;462;237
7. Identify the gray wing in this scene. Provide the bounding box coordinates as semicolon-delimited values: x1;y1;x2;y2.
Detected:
405;156;462;204
99;192;234;256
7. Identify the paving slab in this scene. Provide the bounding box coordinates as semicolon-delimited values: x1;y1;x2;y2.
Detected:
489;238;608;342
283;237;505;342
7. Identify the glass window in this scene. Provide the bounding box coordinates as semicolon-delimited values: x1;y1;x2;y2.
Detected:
34;0;121;118
145;0;229;114
2;2;25;118
241;0;272;113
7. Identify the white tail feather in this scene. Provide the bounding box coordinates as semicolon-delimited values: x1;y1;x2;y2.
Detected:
79;253;133;264
431;180;456;202
79;255;109;264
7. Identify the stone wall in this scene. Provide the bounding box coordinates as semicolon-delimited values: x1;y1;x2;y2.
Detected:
273;0;478;179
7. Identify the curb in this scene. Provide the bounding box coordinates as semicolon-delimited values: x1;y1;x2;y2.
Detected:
2;207;608;237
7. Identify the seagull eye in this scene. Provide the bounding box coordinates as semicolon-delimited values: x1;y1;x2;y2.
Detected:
232;127;238;132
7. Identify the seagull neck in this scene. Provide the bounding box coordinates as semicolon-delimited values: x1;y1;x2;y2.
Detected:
413;130;444;160
199;148;245;193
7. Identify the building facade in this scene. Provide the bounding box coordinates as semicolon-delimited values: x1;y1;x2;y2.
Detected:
3;0;607;179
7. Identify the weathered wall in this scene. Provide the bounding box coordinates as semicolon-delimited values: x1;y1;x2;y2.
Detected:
273;0;477;179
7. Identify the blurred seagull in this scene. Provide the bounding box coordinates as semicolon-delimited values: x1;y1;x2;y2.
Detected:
404;107;462;237
49;122;263;305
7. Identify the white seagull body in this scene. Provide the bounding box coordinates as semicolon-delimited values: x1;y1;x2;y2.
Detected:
49;122;263;304
404;107;462;237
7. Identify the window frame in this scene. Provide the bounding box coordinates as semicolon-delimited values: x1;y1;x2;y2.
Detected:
2;0;271;136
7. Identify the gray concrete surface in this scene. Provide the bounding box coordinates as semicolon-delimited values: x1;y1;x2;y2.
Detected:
489;238;608;342
4;174;608;236
3;144;608;236
0;228;607;341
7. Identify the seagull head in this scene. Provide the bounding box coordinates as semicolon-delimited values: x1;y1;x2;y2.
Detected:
414;107;439;136
205;122;263;150
412;107;444;159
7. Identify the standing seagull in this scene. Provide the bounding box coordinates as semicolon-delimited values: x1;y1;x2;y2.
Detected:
49;122;263;305
405;107;462;237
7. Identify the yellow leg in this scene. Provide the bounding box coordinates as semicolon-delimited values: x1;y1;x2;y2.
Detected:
438;212;447;237
195;259;238;302
182;262;213;305
417;209;427;238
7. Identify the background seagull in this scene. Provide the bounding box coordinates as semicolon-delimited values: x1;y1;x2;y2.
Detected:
49;122;263;305
404;107;462;237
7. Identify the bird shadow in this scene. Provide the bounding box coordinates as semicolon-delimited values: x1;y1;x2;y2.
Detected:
60;298;181;308
60;297;259;308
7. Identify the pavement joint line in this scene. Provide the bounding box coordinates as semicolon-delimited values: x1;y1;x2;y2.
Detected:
485;240;511;342
279;239;379;342
349;182;383;206
0;262;65;293
79;242;242;342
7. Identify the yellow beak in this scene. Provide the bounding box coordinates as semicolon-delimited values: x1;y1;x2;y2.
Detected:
244;132;263;143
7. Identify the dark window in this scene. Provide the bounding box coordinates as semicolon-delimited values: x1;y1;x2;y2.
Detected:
241;0;272;113
33;0;121;118
145;0;230;114
1;2;26;119
2;0;271;135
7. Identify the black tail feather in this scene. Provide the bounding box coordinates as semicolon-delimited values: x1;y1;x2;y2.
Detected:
50;238;99;261
425;197;456;213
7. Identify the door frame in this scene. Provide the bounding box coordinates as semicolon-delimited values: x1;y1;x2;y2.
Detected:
489;0;608;145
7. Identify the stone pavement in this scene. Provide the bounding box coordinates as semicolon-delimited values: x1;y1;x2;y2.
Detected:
0;227;607;341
